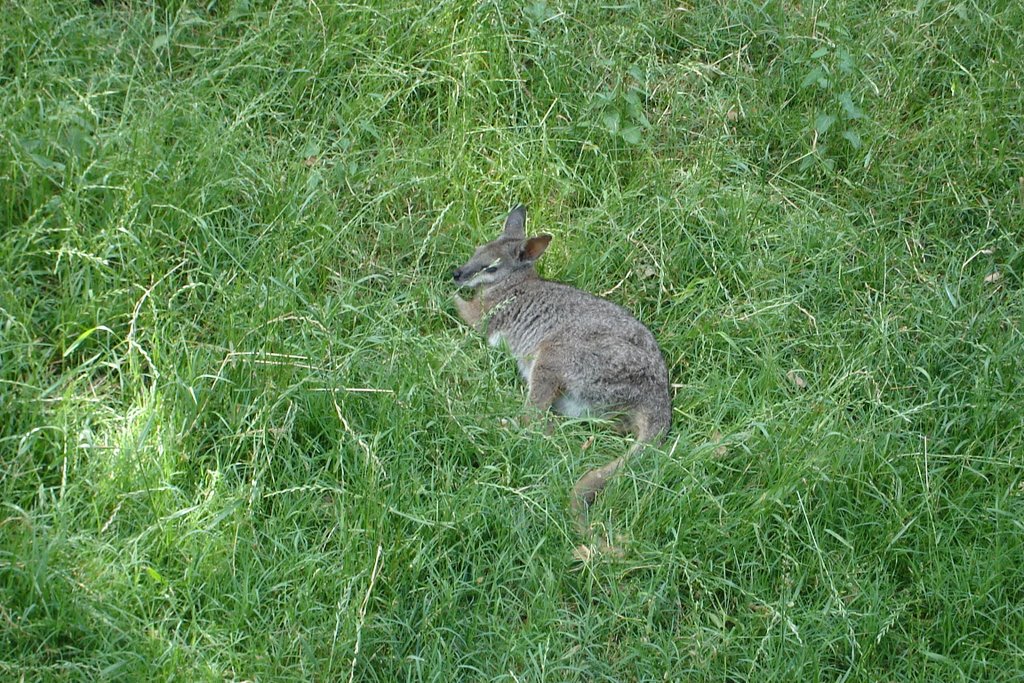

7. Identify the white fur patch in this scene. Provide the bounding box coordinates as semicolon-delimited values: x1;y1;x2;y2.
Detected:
553;394;591;418
464;272;492;288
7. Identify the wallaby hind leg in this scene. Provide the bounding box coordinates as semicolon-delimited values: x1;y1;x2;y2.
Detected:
522;346;563;431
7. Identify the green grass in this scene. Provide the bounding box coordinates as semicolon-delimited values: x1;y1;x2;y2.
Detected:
2;0;1023;679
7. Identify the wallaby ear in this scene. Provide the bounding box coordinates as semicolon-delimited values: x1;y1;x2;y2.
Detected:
503;205;527;239
519;234;552;262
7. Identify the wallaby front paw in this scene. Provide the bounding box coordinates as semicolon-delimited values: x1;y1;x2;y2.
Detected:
522;417;557;438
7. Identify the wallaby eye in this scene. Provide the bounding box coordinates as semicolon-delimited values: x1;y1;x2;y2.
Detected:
484;265;498;273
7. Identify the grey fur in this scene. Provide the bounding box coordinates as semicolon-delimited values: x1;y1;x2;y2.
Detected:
452;205;671;531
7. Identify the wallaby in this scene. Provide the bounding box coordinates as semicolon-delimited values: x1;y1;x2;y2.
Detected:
452;205;671;536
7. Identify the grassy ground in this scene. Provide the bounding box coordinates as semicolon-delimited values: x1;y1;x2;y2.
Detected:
2;0;1023;679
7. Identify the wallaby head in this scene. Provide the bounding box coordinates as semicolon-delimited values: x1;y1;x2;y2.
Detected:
451;206;552;290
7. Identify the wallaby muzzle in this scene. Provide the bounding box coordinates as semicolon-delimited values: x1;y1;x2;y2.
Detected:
452;266;477;287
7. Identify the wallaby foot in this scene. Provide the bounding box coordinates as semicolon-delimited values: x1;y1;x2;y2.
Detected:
572;534;629;563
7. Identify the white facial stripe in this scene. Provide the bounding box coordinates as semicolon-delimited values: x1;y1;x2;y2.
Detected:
464;271;492;288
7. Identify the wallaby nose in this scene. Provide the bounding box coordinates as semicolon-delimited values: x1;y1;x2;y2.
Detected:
452;268;463;281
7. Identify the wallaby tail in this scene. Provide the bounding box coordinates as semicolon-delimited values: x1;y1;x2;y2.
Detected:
570;405;669;535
